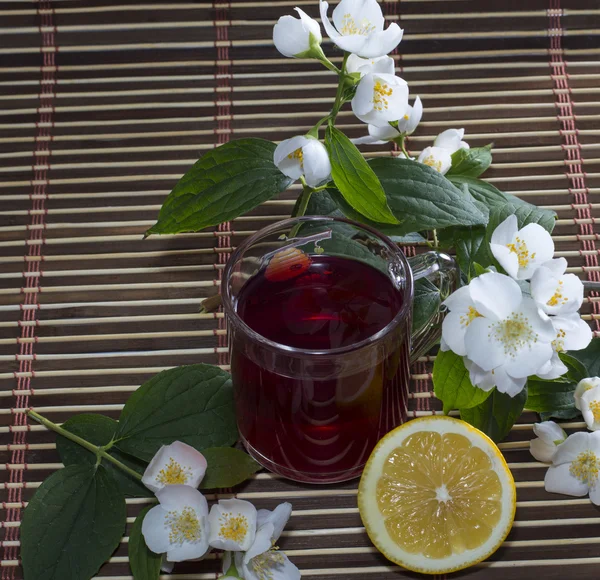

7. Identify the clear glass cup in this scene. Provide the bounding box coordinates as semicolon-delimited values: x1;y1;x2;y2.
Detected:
223;216;457;484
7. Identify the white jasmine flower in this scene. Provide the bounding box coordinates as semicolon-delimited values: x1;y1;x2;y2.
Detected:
441;285;481;357
346;54;394;77
531;257;584;315
463;358;497;392
142;485;210;562
462;272;555;396
530;421;567;463
433;128;469;154
581;386;600;431
417;146;452;175
208;499;257;552
319;0;404;58
142;441;207;493
351;72;408;127
575;377;600;411
490;215;555;280
273;8;322;58
273;135;331;187
353;96;423;144
234;503;300;580
545;431;600;504
536;313;592;380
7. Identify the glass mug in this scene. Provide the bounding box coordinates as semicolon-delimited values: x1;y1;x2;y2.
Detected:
223;216;457;484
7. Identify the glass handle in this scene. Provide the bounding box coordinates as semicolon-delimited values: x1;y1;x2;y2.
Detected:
407;251;459;363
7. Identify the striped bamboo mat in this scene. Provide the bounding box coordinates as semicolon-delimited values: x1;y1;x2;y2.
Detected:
1;0;600;578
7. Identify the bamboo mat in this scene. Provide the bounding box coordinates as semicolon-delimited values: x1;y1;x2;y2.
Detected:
1;0;600;578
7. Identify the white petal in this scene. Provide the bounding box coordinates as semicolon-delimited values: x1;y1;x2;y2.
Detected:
333;0;385;33
555;314;593;351
142;505;171;554
353;73;408;126
368;123;399;141
166;530;210;563
272;15;310;58
519;296;557;342
301;140;331;187
491;215;518;247
319;0;341;39
443;285;474;312
356;24;404;58
329;33;369;54
351;135;381;145
273;136;310;180
244;523;274;563
515;223;555;279
208;499;257;552
530;438;558;463
531;266;583;315
397;95;422;135
433;128;465;153
545;463;589;497
156;485;209;516
469;271;522;321
464;358;497;391
441;311;469;356
543;257;568;276
535;351;568;380
295;8;322;44
256;502;292;542
417;146;452;175
464;317;507;371
346;54;394;76
533;421;567;445
245;550;301;580
581;386;600;431
491;243;519;279
589;482;600;505
575;378;600;411
142;441;207;493
552;432;592;465
352;73;376;116
492;367;527;397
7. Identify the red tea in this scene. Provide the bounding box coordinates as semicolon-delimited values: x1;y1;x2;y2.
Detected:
231;254;409;483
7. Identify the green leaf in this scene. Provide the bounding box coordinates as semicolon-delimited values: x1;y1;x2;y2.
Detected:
368;157;488;235
115;364;237;462
433;350;493;414
21;464;126;580
569;337;600;377
56;414;152;498
129;506;161;580
460;387;528;443
446;176;510;210
299;188;346;219
147;138;294;235
412;278;441;335
438;225;493;279
200;447;262;489
526;378;577;414
487;201;557;236
540;408;582;421
447;145;493;177
325;126;398;225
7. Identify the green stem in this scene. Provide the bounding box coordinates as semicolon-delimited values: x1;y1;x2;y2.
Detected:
398;135;411;159
27;409;143;481
307;114;331;138
293;182;314;219
329;52;350;125
433;229;439;249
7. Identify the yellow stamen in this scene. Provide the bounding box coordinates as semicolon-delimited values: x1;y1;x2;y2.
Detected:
422;155;442;173
403;114;410;120
551;328;567;352
165;506;202;545
219;513;249;544
490;312;537;357
156;457;192;485
506;236;536;269
287;148;304;170
249;550;286;580
340;13;376;36
547;280;568;307
459;306;482;328
569;450;600;486
373;80;394;112
590;401;600;423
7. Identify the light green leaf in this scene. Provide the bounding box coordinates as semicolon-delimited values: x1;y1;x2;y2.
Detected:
461;387;528;443
487;201;557;237
325;126;398;225
569;337;600;378
412;278;441;335
447;145;492;177
129;506;161;580
433;350;492;414
368;157;488;235
56;414;151;498
200;447;262;489
21;464;126;580
115;364;237;462
146;138;294;235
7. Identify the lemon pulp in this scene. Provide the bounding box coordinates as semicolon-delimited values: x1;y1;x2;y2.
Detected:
358;416;515;574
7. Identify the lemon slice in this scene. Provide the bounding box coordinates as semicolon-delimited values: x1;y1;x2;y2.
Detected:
358;416;516;575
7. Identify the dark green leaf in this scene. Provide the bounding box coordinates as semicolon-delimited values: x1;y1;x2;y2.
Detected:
447;145;492;177
487;202;557;237
460;387;527;443
446;176;510;210
438;225;493;279
129;506;161;580
300;188;346;218
527;378;576;414
147;139;294;235
56;414;151;498
115;364;237;462
325;126;398;225
433;350;492;414
368;157;488;235
559;352;589;383
569;337;600;377
412;278;441;335
21;464;126;580
540;408;582;421
200;447;262;489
